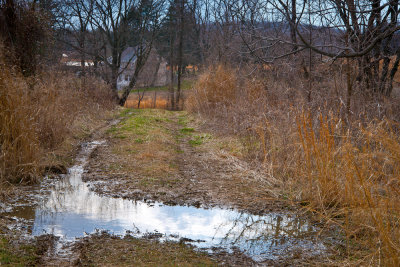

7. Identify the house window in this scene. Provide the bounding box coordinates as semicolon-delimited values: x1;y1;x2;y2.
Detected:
125;75;130;81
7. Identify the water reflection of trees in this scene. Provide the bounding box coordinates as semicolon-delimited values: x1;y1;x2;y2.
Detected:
216;212;318;257
30;141;323;259
34;142;118;230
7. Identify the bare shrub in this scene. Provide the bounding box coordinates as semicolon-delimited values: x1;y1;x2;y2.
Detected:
0;1;50;76
186;65;237;114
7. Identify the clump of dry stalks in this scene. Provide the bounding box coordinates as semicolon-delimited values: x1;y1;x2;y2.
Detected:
187;64;400;265
0;58;114;187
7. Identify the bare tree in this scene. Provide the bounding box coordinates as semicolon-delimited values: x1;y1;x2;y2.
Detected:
118;0;166;106
175;0;185;107
58;0;94;75
58;0;165;105
237;0;400;96
0;0;49;76
167;0;177;109
89;0;137;100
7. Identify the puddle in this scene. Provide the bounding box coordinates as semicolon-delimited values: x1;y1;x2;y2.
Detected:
2;141;325;262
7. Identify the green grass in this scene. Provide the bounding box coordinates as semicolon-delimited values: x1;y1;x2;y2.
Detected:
134;138;145;144
118;108;133;118
178;117;188;126
180;127;195;134
189;134;212;146
108;109;171;138
0;237;38;266
177;112;195;126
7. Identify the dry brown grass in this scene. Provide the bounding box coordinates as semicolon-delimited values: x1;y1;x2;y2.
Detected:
0;58;114;186
297;114;400;265
187;63;400;265
186;65;237;114
0;66;40;184
124;98;168;109
76;234;218;266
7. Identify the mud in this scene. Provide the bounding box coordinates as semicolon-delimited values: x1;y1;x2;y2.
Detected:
0;110;334;266
84;112;283;214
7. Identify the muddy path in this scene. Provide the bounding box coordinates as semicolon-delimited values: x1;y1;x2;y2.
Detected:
84;110;281;214
0;109;335;266
78;109;330;264
175;122;278;214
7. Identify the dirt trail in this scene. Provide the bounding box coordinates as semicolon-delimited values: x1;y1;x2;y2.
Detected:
83;110;278;214
0;108;331;266
174;115;279;213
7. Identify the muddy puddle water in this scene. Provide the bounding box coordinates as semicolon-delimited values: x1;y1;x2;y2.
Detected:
3;141;325;262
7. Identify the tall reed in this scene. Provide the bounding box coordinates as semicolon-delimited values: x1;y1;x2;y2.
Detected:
297;113;400;265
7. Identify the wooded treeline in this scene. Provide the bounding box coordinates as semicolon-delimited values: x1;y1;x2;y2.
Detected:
1;0;400;106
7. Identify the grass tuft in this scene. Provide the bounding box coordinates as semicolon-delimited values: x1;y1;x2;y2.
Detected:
180;127;195;134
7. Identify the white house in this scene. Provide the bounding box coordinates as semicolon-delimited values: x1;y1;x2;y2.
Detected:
60;53;94;67
117;47;168;90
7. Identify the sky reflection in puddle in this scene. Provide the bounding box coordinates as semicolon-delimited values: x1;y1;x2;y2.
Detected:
4;141;324;261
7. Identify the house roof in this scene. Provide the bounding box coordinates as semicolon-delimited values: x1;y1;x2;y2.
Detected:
107;46;138;65
109;46;166;66
121;47;138;63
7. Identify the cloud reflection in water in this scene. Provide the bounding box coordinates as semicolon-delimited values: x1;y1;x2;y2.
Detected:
29;141;324;261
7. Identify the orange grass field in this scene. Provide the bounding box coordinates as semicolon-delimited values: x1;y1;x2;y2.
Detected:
124;91;170;109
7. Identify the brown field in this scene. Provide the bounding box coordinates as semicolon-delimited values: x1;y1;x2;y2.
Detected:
124;91;170;109
124;90;187;109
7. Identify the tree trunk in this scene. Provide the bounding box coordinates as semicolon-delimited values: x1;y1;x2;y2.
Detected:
137;89;146;109
169;29;175;110
176;0;185;109
387;49;400;96
169;64;175;110
80;38;86;76
379;56;391;94
153;90;157;108
110;46;120;101
119;72;138;106
4;0;17;48
346;58;353;117
151;61;161;87
290;0;297;51
111;66;119;101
